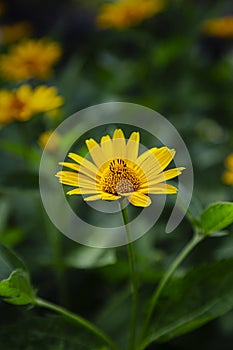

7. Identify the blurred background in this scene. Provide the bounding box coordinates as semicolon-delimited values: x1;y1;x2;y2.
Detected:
0;0;233;349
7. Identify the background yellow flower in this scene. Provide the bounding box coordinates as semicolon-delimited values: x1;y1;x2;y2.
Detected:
203;16;233;38
97;0;165;29
222;153;233;185
0;39;61;81
0;22;32;44
0;85;64;125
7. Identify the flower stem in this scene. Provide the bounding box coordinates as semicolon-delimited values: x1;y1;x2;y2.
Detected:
35;297;119;350
120;199;138;350
139;232;203;349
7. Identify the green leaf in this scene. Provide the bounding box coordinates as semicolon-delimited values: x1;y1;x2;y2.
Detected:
0;269;36;305
199;201;233;235
0;243;26;277
0;314;110;350
65;247;116;269
0;228;25;247
144;258;233;346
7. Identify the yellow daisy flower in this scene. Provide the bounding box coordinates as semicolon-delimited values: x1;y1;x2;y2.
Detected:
0;38;61;81
56;129;184;207
203;15;233;38
222;153;233;185
0;22;32;44
0;85;64;125
96;0;165;30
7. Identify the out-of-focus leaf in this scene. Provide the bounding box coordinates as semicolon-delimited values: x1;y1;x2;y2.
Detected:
0;140;40;163
0;243;26;277
95;287;130;349
0;197;9;232
199;202;233;235
0;314;109;350
0;171;39;189
65;246;116;269
143;258;233;346
0;228;25;247
0;269;35;305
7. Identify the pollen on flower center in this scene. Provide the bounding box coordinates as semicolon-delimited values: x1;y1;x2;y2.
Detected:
100;159;140;195
11;95;26;113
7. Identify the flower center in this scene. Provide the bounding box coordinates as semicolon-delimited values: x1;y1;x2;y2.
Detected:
100;159;140;195
11;95;26;115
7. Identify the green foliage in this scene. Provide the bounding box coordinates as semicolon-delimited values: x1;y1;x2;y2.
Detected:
0;244;35;305
199;202;233;235
65;246;116;269
144;258;233;346
0;314;109;350
0;269;35;305
0;0;233;349
0;243;26;276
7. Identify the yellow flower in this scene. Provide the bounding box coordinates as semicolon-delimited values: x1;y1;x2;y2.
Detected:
96;0;165;29
29;85;64;113
0;38;61;81
0;90;15;124
222;153;233;185
0;85;64;125
0;22;32;44
203;16;233;38
38;130;60;151
56;129;184;207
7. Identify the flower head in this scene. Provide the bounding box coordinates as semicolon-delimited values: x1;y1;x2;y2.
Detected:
56;129;184;207
0;22;32;44
222;153;233;185
203;16;233;38
0;38;61;81
0;85;64;125
96;0;165;30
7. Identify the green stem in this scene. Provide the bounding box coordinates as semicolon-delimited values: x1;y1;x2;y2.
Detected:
120;199;138;350
139;232;203;349
35;297;119;350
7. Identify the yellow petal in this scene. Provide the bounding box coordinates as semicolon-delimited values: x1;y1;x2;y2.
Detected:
128;192;151;207
86;138;108;167
141;167;185;187
140;183;178;194
59;162;79;172
112;128;126;158
153;147;176;171
84;192;120;201
126;131;140;160
101;193;121;200
84;194;103;201
77;174;98;189
100;135;113;160
56;171;78;186
138;147;175;180
68;152;98;178
136;147;158;165
67;188;99;195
